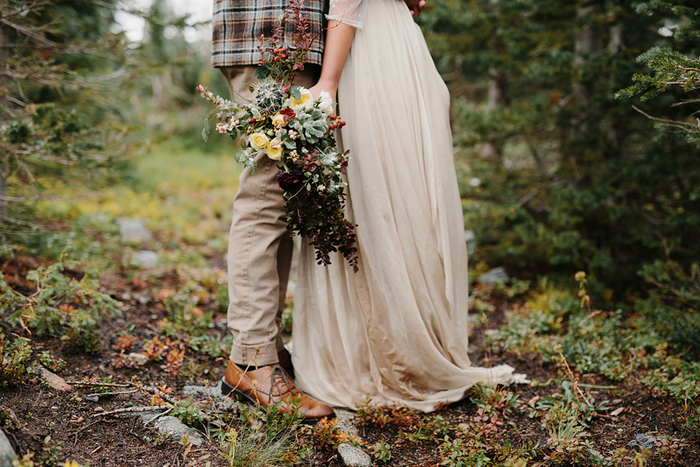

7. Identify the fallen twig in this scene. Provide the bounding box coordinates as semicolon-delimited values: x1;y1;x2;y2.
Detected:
91;405;167;418
85;390;138;398
143;407;173;426
67;381;133;388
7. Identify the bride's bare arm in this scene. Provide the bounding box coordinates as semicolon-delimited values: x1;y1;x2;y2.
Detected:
309;20;356;101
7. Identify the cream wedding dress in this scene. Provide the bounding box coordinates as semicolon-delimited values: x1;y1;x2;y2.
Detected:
292;0;518;412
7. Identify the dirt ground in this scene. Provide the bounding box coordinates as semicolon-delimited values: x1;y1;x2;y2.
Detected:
1;258;699;466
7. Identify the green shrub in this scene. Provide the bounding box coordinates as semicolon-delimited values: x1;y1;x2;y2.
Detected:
0;332;34;387
1;257;121;352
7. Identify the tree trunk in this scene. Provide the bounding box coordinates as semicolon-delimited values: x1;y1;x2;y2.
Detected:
572;5;602;106
481;0;508;164
607;22;624;152
567;4;603;170
0;21;9;222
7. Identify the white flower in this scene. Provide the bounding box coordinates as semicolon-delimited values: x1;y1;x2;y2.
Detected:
288;88;313;111
318;90;334;115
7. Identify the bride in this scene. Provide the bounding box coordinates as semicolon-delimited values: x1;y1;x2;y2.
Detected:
293;0;520;412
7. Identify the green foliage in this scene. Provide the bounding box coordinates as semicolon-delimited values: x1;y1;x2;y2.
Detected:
0;0;137;250
418;0;700;296
440;437;492;467
219;402;310;467
370;441;392;463
491;275;700;410
469;384;520;415
38;351;66;373
636;261;700;360
171;396;205;426
0;331;34;387
158;284;216;338
354;400;419;429
1;256;121;352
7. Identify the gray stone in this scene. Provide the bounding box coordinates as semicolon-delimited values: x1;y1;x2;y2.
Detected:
85;395;99;403
36;366;72;391
338;443;371;467
183;384;222;398
127;352;149;366
131;250;159;268
478;267;510;285
0;430;18;467
334;408;358;438
464;230;476;244
120;292;150;304
150;416;204;446
627;433;665;450
139;411;167;422
117;218;152;243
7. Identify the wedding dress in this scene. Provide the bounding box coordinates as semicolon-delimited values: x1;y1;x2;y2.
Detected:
292;0;518;412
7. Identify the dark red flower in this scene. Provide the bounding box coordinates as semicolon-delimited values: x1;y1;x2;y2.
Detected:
277;169;305;192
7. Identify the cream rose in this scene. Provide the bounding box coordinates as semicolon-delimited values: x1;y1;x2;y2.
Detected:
267;138;284;160
288;88;313;111
318;90;334;115
249;132;269;150
271;113;287;128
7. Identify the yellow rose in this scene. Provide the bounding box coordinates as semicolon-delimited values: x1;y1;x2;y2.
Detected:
288;88;313;111
267;139;283;161
249;132;269;150
271;113;287;127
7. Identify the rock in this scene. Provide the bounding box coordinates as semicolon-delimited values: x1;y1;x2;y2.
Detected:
117;218;152;243
127;353;149;366
131;250;159;268
85;395;99;403
464;230;476;244
146;415;204;446
121;291;151;305
0;430;18;467
183;384;222;398
478;267;510;285
464;229;476;254
627;433;665;450
338;443;371;467
36;366;72;391
334;409;359;438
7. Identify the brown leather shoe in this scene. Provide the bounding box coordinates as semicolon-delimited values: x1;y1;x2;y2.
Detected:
222;360;334;421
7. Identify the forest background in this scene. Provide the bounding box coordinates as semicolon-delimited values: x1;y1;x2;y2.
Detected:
1;0;699;465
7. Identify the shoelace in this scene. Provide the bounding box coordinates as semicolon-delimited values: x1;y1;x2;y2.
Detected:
265;365;296;403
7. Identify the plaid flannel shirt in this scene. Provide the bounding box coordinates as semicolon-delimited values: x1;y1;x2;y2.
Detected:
212;0;327;67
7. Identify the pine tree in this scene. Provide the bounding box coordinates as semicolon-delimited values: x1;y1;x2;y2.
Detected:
418;0;700;292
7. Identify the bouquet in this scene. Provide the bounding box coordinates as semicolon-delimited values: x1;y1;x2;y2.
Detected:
197;0;358;271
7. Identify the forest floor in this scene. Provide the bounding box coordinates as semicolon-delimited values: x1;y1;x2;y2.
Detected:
2;144;698;466
1;254;699;467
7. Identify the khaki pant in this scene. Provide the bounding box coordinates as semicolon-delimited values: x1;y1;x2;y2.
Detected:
220;65;320;367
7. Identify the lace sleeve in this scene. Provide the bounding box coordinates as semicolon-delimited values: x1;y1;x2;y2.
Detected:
326;0;367;29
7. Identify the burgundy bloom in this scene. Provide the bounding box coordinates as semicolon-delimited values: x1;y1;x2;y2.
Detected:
277;169;305;192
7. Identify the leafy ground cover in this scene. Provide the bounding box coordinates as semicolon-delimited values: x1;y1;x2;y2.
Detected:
1;143;699;466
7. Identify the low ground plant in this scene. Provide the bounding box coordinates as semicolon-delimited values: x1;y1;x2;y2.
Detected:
218;401;311;467
1;256;121;352
0;331;34;387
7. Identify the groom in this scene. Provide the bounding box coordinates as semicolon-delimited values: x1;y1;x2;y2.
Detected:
212;0;426;421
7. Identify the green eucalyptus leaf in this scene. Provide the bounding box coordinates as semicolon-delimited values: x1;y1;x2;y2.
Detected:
254;66;271;79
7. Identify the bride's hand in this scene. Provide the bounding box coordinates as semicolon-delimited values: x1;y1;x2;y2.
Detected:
309;83;337;103
404;0;426;17
309;83;338;116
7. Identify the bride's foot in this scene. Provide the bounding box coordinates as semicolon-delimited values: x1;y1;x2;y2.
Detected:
221;360;334;422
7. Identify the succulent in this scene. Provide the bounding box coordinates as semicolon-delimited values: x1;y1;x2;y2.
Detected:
250;78;287;114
